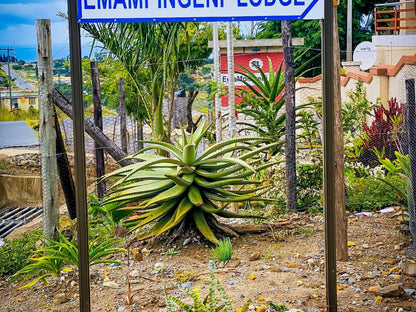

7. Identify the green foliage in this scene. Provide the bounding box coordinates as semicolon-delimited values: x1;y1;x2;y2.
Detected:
343;80;376;135
0;107;39;122
161;248;182;257
267;302;289;312
88;194;134;236
14;230;126;288
296;164;323;212
0;231;42;277
345;172;405;212
166;268;240;312
297;110;321;149
210;238;233;262
100;121;278;244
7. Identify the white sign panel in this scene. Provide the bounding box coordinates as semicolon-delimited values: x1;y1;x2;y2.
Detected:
221;73;270;87
78;0;324;23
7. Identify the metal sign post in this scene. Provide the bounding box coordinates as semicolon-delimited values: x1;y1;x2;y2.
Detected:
67;0;336;311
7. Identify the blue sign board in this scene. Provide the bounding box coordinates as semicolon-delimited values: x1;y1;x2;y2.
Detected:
78;0;324;23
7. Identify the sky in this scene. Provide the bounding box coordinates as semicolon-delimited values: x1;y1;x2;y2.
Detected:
0;0;91;61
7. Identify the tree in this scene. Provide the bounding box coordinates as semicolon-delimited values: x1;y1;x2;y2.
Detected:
81;22;211;142
282;20;297;212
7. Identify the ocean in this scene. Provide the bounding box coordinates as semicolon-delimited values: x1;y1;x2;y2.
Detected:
0;43;95;63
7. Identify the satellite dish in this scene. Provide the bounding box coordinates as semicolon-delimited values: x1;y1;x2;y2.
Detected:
353;41;377;70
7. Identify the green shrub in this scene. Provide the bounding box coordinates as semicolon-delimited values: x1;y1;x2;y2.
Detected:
346;174;405;212
0;230;42;277
210;238;233;262
296;164;323;212
14;230;126;288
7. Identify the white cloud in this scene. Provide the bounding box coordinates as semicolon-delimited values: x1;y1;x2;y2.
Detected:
0;1;67;22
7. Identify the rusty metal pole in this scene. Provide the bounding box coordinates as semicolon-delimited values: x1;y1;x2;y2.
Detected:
323;0;338;310
67;0;91;311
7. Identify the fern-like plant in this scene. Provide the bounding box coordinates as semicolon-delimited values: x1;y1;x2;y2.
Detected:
100;121;280;244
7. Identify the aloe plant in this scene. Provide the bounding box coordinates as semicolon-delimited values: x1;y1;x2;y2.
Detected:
100;122;280;244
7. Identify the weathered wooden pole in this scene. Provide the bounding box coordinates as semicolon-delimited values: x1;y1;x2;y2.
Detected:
91;61;105;199
119;78;128;154
282;20;297;213
36;19;59;239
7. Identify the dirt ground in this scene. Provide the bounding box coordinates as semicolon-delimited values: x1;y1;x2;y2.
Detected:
1;208;415;312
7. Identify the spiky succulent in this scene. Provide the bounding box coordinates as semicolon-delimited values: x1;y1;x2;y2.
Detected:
100;122;280;244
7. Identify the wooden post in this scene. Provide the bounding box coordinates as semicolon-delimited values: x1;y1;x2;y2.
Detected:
333;5;348;262
91;61;105;199
36;19;59;239
282;20;297;213
119;78;128;154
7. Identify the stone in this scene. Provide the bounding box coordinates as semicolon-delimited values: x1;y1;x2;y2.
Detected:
53;293;68;305
404;288;415;296
403;262;416;276
118;307;125;312
368;285;381;293
249;252;261;261
377;284;404;297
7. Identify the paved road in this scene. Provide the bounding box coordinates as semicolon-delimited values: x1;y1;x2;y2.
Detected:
1;65;36;90
0;121;39;148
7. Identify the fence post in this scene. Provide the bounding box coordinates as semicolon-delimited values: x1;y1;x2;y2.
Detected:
36;19;59;239
119;78;128;154
406;78;416;248
91;61;105;199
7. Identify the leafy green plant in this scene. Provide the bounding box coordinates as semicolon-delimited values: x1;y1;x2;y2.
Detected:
166;267;248;312
14;230;126;288
210;238;233;262
296;164;323;212
161;248;181;257
100;121;279;244
0;230;42;277
88;194;134;236
346;173;405;212
267;302;289;312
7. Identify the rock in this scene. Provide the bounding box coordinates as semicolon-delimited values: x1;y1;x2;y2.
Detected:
130;270;141;277
118;306;125;312
103;280;119;287
404;288;415;296
377;284;404;297
347;277;356;284
368;285;381;293
403;262;416;276
53;293;68;305
249;252;261;261
183;238;191;246
362;244;369;249
256;306;267;312
70;280;78;287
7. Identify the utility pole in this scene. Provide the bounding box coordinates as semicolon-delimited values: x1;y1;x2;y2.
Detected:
0;48;15;110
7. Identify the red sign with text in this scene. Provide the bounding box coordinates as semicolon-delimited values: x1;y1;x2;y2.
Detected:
220;52;284;107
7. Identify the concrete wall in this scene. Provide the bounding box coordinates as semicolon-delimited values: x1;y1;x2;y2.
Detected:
0;175;42;208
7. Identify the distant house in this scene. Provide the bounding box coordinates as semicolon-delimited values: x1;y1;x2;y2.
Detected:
0;92;38;111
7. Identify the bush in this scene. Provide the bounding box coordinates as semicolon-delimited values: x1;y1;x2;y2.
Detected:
346;174;405;212
0;230;42;277
296;164;323;212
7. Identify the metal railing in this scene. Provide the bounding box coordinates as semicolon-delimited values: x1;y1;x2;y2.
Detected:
375;1;416;35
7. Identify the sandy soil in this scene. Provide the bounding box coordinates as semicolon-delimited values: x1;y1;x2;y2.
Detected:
1;209;415;312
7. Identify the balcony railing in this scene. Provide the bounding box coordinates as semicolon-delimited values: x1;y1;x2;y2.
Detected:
374;1;416;35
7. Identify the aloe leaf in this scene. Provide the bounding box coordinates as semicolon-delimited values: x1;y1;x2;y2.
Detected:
194;157;255;173
193;210;219;245
143;183;188;208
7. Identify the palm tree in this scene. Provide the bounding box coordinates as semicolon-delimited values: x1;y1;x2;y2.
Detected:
81;22;211;142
